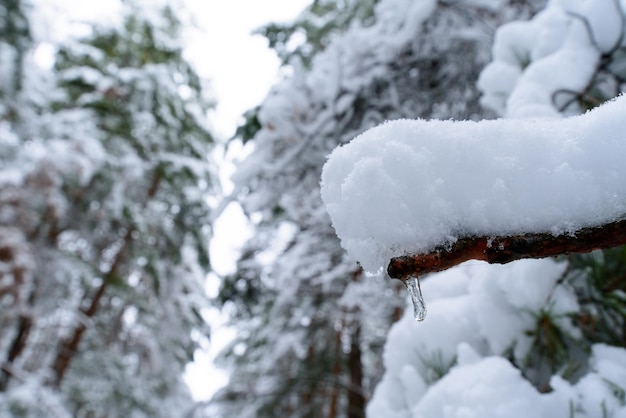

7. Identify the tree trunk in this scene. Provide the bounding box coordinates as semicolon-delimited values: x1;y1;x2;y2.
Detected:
327;317;343;418
0;315;33;391
51;228;131;386
51;173;161;386
347;323;365;418
51;279;110;386
0;282;37;391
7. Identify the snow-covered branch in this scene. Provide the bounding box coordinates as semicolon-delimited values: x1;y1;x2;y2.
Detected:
321;95;626;273
387;218;626;281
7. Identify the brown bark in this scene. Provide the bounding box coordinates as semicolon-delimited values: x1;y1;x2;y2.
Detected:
51;277;110;386
327;317;343;418
0;283;37;391
388;218;626;281
54;221;141;387
51;227;133;386
51;173;162;386
390;282;405;323
0;315;33;390
301;343;315;415
347;324;365;418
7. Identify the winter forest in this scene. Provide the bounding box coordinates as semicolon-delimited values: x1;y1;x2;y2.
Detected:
1;0;626;417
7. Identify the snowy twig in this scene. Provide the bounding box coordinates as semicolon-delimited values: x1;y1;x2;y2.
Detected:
387;218;626;281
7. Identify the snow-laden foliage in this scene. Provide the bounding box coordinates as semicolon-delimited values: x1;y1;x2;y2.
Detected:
0;1;214;416
367;261;626;418
479;0;626;117
213;0;545;417
346;1;626;417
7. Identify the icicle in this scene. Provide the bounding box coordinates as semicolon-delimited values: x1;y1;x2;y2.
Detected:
405;276;427;322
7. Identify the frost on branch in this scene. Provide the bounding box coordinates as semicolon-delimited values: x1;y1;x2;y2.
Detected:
321;95;626;273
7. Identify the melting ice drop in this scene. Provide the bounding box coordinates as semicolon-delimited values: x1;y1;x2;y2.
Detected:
406;276;427;321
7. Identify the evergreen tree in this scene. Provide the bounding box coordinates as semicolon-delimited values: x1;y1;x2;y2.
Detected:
368;1;626;416
213;1;545;417
257;0;379;67
0;1;214;416
235;0;380;145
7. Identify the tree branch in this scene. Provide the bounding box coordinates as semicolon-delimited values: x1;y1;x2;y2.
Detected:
51;172;163;386
387;218;626;281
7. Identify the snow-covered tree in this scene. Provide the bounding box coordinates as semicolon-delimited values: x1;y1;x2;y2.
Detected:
256;0;379;68
479;0;626;117
321;1;626;417
0;1;214;416
212;1;545;417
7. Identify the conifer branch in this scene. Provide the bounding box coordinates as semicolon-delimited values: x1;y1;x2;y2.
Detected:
387;218;626;281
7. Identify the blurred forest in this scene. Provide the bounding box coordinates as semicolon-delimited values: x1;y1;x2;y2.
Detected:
0;1;213;416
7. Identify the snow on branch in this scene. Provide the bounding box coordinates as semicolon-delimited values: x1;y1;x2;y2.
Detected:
321;95;626;273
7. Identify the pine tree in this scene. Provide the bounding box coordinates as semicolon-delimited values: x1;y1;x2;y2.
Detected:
0;2;214;416
213;1;545;417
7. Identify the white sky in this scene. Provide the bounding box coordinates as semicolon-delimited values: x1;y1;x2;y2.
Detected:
181;0;312;402
184;0;310;275
184;0;311;138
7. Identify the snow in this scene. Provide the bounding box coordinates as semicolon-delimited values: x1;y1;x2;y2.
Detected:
321;95;626;272
366;260;626;418
413;356;543;418
478;0;626;117
505;17;600;119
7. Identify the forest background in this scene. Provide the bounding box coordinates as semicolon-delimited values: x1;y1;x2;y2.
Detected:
1;0;626;418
